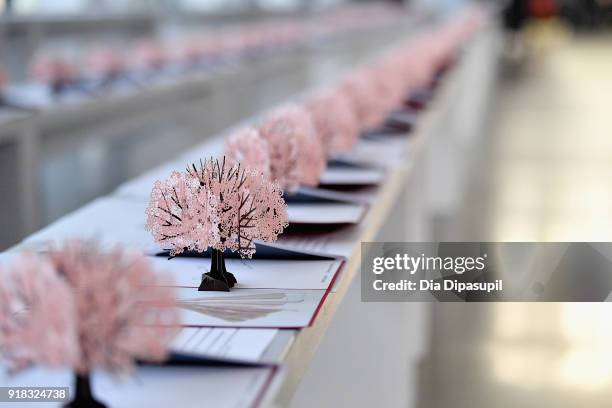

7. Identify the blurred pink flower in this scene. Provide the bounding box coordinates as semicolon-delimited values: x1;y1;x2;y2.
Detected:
134;40;167;70
187;157;288;258
0;254;77;373
340;72;385;129
146;170;220;257
259;105;326;189
30;55;77;93
86;48;126;79
177;37;207;63
369;56;409;111
50;240;180;374
305;89;360;155
257;116;300;191
224;127;271;178
413;40;440;87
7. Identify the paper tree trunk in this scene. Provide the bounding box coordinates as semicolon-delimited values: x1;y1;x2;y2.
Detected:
65;373;106;408
199;248;237;292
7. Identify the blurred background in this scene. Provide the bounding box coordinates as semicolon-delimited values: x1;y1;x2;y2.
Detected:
1;0;612;407
420;1;612;408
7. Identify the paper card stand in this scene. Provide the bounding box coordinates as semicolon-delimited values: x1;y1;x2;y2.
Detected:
155;241;338;261
326;158;380;170
175;279;340;329
384;109;418;133
283;221;357;235
362;104;420;140
363;84;440;140
287;202;367;225
157;244;333;292
159;352;276;368
404;87;435;111
157;243;345;329
361;126;406;140
318;166;385;190
285;160;377;204
284;186;370;205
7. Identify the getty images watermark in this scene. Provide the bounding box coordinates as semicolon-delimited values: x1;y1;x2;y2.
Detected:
361;243;612;302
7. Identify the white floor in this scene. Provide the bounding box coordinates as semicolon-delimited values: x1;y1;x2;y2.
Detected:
419;23;612;408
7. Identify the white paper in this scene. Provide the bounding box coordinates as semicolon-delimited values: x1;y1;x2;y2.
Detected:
319;166;385;186
18;196;158;254
170;327;278;362
276;230;357;259
294;186;369;204
176;288;325;328
0;365;274;408
287;202;366;224
151;256;340;290
334;138;407;168
4;82;94;109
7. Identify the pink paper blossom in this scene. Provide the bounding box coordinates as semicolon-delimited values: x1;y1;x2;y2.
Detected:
30;55;77;90
86;48;126;79
134;40;167;70
50;240;180;374
404;38;439;89
177;37;207;63
259;105;326;189
257;116;300;192
146;170;219;257
187;157;288;258
0;254;77;372
224;127;271;178
370;56;409;111
305;89;360;154
340;71;385;129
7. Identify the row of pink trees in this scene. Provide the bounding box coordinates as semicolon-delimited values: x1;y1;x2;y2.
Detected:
223;96;359;193
145;8;485;293
0;10;486;408
220;8;486;190
0;242;179;408
28;4;403;94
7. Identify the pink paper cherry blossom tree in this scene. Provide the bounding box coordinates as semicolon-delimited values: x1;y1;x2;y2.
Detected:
340;71;385;129
369;58;408;114
258;104;326;189
257;113;300;192
186;157;288;291
147;157;288;292
86;48;126;86
224;127;271;178
0;254;78;373
146;171;219;257
30;55;78;97
305;89;360;155
50;240;180;408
